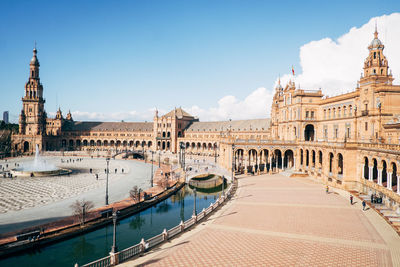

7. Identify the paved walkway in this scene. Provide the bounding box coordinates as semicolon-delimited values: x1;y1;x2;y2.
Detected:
121;173;400;267
0;157;153;233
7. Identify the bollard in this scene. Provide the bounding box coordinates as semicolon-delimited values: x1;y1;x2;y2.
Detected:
162;228;168;241
180;220;185;232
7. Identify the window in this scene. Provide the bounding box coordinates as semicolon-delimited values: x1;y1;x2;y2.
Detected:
306;111;309;118
365;122;368;131
374;52;376;59
311;111;314;118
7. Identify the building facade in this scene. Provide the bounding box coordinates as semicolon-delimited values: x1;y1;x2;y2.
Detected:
12;29;400;207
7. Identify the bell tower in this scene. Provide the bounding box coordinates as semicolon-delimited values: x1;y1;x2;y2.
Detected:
361;25;393;84
19;46;46;135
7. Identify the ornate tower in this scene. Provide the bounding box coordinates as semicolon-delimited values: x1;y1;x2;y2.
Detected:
19;47;46;135
362;25;393;83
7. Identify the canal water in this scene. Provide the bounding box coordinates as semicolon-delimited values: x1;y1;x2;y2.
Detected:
0;185;221;267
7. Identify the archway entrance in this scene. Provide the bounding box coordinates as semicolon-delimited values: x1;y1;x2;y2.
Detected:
304;124;315;141
23;141;30;153
284;150;294;169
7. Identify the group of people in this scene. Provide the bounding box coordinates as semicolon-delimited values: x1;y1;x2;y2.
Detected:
370;193;383;204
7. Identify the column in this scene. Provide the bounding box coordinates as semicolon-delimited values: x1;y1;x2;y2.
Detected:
257;154;261;175
362;164;365;180
397;174;400;194
378;168;382;185
387;173;392;190
269;157;272;173
369;166;373;182
293;156;296;170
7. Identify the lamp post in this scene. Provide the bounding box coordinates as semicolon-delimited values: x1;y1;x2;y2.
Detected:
111;211;119;253
158;150;161;168
222;175;225;197
232;144;235;183
105;157;110;205
151;151;154;187
193;188;197;216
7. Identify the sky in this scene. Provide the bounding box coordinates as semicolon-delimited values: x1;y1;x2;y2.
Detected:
0;0;399;123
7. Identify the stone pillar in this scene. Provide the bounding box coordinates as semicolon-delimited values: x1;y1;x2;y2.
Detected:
378;168;382;185
269;157;272;173
397;173;400;194
362;164;365;180
368;166;373;182
387;173;392;190
293;156;296;170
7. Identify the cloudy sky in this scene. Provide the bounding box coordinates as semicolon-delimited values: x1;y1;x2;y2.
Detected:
0;1;399;123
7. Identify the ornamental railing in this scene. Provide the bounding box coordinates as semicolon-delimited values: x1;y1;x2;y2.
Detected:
79;182;235;267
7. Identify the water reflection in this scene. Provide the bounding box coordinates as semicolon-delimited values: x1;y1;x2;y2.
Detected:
71;236;95;259
129;214;145;230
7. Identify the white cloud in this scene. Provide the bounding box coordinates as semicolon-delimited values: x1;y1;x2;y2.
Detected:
184;87;274;121
57;13;400;122
277;13;400;97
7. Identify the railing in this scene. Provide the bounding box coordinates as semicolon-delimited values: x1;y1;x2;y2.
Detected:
79;182;235;267
81;255;111;267
118;244;141;263
146;233;165;248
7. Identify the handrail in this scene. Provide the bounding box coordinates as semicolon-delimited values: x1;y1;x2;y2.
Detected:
78;182;235;267
81;255;111;267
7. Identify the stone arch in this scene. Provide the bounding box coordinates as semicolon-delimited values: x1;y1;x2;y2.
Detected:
329;152;334;173
167;132;171;138
135;141;140;148
23;141;30;153
157;141;161;149
116;140;121;147
248;149;258;173
304;124;315;141
191;142;195;149
83;140;88;146
284;149;294;169
90;140;95;146
382;160;387;185
76;140;81;147
312;150;316;167
337;153;343;175
69;139;74;148
318;150;322;167
97;140;102;146
300;149;303;166
306;150;309;167
391;162;397;191
162;141;166;150
148;141;152;148
122;140;127;147
167;141;170;149
129;140;134;147
363;157;369;179
274;149;282;169
372;158;378;182
110;140;115;146
185;142;190;149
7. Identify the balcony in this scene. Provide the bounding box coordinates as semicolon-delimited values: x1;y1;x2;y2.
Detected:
361;110;369;116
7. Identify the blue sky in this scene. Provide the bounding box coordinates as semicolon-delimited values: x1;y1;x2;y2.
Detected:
1;0;399;122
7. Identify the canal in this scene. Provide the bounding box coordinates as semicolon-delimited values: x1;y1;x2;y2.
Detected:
0;185;221;267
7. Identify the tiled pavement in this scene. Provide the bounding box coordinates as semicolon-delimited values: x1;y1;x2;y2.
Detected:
121;173;400;266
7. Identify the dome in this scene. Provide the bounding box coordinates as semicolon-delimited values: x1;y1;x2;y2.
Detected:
30;48;40;66
370;38;382;48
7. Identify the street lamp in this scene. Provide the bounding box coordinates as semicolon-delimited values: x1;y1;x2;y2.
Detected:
151;151;154;187
232;144;235;183
193;188;197;216
111;211;119;253
222;175;225;197
105;157;110;205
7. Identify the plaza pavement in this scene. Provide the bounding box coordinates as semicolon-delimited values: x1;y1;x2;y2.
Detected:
121;172;400;267
0;157;153;234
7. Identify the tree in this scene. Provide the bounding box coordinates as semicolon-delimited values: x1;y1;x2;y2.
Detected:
129;186;141;202
70;200;94;226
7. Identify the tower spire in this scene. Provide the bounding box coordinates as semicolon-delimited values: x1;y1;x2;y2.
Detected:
374;21;378;39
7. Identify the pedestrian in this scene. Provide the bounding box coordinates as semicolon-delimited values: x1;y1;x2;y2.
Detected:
115;168;117;174
350;195;353;205
325;185;329;194
362;200;366;211
105;169;107;174
371;193;374;204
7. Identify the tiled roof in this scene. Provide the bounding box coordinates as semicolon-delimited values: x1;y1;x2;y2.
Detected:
163;108;194;119
186;119;271;132
62;121;153;132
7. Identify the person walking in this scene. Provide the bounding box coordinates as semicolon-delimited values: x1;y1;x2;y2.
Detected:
350;195;353;205
362;200;366;211
325;185;329;194
371;193;374;204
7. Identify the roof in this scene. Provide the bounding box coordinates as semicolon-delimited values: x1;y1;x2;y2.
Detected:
163;108;194;119
186;119;271;132
62;121;153;132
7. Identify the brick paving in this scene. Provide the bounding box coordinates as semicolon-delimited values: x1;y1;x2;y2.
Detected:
121;173;400;267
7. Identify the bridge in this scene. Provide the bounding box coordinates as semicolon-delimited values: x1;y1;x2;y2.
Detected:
184;159;233;183
113;150;144;159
